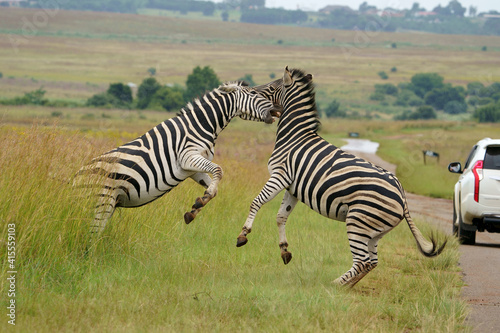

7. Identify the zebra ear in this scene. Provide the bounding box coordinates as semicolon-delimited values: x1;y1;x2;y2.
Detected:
283;66;292;86
306;74;313;82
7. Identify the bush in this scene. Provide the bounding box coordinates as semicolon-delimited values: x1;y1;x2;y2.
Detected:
238;74;256;86
424;84;465;110
149;85;185;112
323;99;346;118
474;103;500;122
378;71;388;80
370;92;385;101
444;100;467;114
107;83;132;104
412;105;437;119
86;92;116;108
137;77;162;109
410;73;444;98
375;83;398;95
396;105;437;120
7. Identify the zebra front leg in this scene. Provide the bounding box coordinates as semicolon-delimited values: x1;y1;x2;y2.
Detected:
182;156;223;224
237;177;285;247
277;191;298;264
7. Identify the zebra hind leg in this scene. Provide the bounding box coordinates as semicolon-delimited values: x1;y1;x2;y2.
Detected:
333;220;378;287
183;164;222;224
184;190;215;224
277;192;298;265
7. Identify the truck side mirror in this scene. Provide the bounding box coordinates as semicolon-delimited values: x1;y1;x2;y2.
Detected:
448;162;462;174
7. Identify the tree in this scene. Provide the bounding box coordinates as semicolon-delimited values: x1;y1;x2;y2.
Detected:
137;77;162;109
424;84;465;110
410;73;444;98
185;66;221;102
107;83;133;104
447;0;466;17
468;5;477;17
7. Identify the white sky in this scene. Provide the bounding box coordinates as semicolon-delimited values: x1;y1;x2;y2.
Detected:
216;0;500;14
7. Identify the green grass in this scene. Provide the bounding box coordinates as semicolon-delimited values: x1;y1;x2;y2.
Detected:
0;118;467;332
0;7;496;330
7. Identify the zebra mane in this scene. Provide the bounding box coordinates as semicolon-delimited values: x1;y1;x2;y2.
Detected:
176;80;248;117
287;68;321;133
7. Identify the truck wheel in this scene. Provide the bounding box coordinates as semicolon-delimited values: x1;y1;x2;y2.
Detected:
457;211;476;245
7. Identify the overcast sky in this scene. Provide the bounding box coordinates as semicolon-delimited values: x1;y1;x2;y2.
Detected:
216;1;500;14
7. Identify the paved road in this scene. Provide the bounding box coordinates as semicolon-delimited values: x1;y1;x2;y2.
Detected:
342;139;500;332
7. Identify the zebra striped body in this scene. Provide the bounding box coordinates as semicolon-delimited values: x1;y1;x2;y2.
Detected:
76;82;281;243
237;67;446;287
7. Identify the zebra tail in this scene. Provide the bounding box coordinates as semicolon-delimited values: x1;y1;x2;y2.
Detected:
403;199;447;257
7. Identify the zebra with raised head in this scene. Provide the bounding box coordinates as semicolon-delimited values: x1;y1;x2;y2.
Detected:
75;81;282;243
236;67;446;287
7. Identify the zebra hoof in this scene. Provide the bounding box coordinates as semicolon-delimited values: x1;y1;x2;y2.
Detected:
236;236;248;247
281;251;292;265
193;197;204;209
184;212;195;224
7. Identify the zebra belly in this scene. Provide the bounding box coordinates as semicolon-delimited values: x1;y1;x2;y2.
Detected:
105;154;190;208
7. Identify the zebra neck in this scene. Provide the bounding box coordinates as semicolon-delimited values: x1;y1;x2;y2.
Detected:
276;110;318;141
179;97;233;139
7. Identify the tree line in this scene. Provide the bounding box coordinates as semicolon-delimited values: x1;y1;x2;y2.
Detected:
366;72;500;122
22;0;500;36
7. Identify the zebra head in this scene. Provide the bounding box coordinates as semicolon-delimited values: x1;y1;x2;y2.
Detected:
218;82;282;124
279;66;320;132
252;77;283;109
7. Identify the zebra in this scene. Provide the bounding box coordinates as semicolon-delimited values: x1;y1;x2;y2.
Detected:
75;81;282;243
236;67;446;287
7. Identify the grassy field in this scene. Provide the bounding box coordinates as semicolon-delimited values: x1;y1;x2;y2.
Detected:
1;7;498;331
0;114;466;332
1;8;500;117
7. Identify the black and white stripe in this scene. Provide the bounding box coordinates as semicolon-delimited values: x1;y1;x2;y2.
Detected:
237;67;446;287
75;82;281;243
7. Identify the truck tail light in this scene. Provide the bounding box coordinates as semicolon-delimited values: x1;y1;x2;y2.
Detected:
472;160;483;202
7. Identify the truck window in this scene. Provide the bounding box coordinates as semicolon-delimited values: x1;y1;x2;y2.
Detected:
484;146;500;170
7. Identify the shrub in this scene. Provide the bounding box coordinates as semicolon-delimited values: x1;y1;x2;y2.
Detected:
424;84;465;110
238;74;256;86
137;77;162;109
375;83;398;95
86;92;115;108
444;100;467;114
474;103;500;122
323;99;346;118
411;105;437;119
370;92;385;101
378;71;388;80
149;85;185;112
410;73;444;98
107;83;132;104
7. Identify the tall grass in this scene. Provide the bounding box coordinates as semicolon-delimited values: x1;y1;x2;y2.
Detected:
0;122;468;332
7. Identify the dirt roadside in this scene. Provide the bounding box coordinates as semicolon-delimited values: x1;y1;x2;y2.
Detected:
343;146;500;332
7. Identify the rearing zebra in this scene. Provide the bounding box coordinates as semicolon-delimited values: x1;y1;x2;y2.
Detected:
236;67;446;287
75;82;281;243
